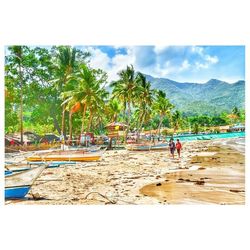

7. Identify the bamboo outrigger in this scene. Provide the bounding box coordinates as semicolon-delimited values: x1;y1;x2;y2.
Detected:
26;149;106;162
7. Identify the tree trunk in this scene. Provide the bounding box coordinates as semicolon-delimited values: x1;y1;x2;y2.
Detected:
81;104;87;134
87;110;93;132
136;112;144;143
127;102;131;127
61;104;66;136
108;137;113;150
50;107;61;134
18;63;24;144
158;116;163;136
69;112;73;144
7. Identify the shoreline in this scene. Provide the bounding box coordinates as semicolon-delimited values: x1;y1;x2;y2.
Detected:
5;138;245;205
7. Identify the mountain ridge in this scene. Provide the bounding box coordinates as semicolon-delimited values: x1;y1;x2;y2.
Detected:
143;74;245;115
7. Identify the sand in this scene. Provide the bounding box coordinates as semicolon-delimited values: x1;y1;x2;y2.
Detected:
5;138;245;205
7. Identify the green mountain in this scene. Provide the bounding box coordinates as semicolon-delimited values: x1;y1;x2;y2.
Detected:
144;75;245;115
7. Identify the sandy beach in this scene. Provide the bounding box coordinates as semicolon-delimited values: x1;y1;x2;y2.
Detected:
5;138;245;205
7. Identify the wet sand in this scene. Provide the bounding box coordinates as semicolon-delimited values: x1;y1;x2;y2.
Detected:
140;141;245;204
5;138;245;205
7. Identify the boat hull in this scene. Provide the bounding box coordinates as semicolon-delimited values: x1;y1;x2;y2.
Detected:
5;166;46;199
5;185;31;199
26;155;101;162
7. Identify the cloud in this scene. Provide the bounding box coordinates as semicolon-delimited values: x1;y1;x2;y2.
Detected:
85;45;220;82
86;46;135;81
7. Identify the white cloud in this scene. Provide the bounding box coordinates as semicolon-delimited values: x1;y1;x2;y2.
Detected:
191;46;204;55
154;46;170;54
205;54;219;64
87;46;135;82
85;46;220;82
180;59;191;70
87;47;110;72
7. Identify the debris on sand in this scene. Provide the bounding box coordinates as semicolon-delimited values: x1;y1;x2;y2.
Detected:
229;189;245;193
194;180;205;185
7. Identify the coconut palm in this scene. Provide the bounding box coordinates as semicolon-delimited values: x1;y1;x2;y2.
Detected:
171;110;182;132
54;46;78;137
111;65;138;129
106;98;122;122
135;73;155;137
86;87;109;132
153;90;174;135
61;64;108;137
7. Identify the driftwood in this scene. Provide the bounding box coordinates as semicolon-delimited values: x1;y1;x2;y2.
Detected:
84;191;137;205
85;192;116;204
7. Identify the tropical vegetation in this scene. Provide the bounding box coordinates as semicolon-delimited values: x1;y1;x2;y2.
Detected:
5;46;245;142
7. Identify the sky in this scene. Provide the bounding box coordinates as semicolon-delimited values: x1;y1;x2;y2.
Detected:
77;45;245;83
5;45;245;84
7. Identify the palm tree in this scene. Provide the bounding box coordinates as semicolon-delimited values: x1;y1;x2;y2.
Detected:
232;106;240;117
111;65;138;130
86;87;108;132
153;90;174;135
62;64;108;137
171;110;182;132
135;73;155;138
106;99;122;122
54;46;78;137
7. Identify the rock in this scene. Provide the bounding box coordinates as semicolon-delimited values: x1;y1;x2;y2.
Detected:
31;193;42;200
200;177;211;180
194;180;205;185
229;189;244;193
156;183;162;186
198;167;206;170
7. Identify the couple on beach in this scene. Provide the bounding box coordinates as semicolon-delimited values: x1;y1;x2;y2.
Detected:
169;138;182;159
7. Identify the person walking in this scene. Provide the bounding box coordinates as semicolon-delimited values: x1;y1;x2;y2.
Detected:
169;138;175;159
176;139;182;159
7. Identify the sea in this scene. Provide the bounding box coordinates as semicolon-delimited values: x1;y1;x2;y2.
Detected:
167;131;245;142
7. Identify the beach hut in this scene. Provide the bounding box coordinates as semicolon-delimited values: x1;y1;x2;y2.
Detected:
219;125;230;133
229;124;245;132
105;122;128;149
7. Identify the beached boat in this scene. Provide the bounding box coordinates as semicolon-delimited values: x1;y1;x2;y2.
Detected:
5;165;46;199
28;161;77;168
126;143;168;151
26;150;105;162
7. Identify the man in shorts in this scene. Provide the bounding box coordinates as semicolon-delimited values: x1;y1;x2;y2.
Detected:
169;138;175;159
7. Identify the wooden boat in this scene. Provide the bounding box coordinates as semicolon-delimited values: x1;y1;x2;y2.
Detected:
5;170;13;175
5;165;46;199
28;161;76;168
26;150;105;162
126;143;168;151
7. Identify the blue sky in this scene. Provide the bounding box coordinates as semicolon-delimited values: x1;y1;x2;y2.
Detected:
80;45;245;83
5;45;245;83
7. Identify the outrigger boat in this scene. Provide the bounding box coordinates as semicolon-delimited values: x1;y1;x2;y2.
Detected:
5;165;46;199
26;149;105;162
126;143;169;151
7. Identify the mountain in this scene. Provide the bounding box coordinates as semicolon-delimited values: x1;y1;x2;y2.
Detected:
144;75;245;115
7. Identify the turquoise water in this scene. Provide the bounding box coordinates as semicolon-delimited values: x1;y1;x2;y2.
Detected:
166;131;245;142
